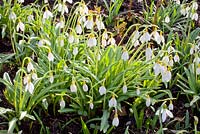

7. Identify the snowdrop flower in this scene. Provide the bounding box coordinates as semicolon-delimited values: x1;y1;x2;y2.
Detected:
55;20;65;29
152;30;161;44
122;85;127;94
145;47;153;61
9;12;17;21
96;17;105;31
99;86;106;95
87;36;97;47
27;15;34;22
191;13;198;21
174;54;180;62
109;96;117;108
161;69;171;82
174;0;180;4
146;95;151;107
32;73;38;80
165;16;170;23
192;2;198;10
18;0;24;3
42;98;48;109
75;23;82;34
140;31;151;44
196;64;200;75
136;88;140;95
56;3;68;15
60;99;65;109
169;58;174;67
167;46;175;54
73;47;78;56
49;74;54;83
16;21;25;32
133;40;140;47
78;3;89;15
25;81;34;94
89;102;94;109
23;75;29;85
168;101;174;110
44;0;48;3
112;113;119;127
156;105;173;122
68;34;74;44
162;55;170;65
153;62;161;76
43;9;53;20
48;52;54;62
102;38;107;47
121;51;129;61
84;17;94;29
180;5;187;16
27;61;34;73
132;30;140;41
82;83;88;92
108;37;116;46
65;0;73;4
70;81;77;92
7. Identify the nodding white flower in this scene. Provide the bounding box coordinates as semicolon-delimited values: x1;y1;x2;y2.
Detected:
165;16;170;23
192;2;198;10
122;85;127;94
168;101;174;110
133;30;140;41
38;39;51;47
73;47;78;56
136;88;140;95
18;0;24;3
68;34;74;44
109;96;117;108
162;55;169;65
49;74;54;83
23;75;29;85
87;36;97;47
145;47;153;61
133;40;140;47
25;81;34;94
43;9;53;20
55;20;65;29
27;61;34;73
112;114;119;127
180;6;187;16
140;31;151;44
89;102;94;109
27;15;34;22
84;17;94;29
152;30;161;44
83;83;88;92
32;73;38;80
96;18;105;31
9;12;17;21
174;0;180;4
108;37;116;46
70;82;77;92
42;98;48;109
167;46;175;54
102;39;107;47
161;69;171;82
153;62;161;76
78;4;89;15
75;24;82;34
197;65;200;75
99;86;106;95
48;52;54;62
57;3;68;15
121;51;129;61
169;58;174;67
146;96;151;107
44;0;48;3
60;99;65;109
174;54;180;62
102;31;108;39
191;13;198;21
156;105;173;122
65;0;73;4
16;21;25;32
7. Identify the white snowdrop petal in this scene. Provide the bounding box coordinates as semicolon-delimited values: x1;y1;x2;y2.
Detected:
162;110;167;122
112;116;119;127
99;86;106;95
83;84;88;92
166;109;173;118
